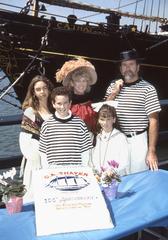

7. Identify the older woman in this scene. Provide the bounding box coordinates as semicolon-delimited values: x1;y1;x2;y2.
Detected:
56;58;97;133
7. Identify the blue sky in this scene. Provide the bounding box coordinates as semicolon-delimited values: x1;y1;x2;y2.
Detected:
1;0;167;32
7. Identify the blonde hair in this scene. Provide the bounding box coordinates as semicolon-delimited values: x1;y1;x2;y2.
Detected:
69;69;91;93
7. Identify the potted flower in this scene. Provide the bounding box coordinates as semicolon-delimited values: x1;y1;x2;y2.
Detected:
0;167;26;214
94;160;121;200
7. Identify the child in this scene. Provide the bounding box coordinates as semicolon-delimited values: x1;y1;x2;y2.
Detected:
19;75;54;202
91;104;130;176
56;58;97;132
39;86;93;167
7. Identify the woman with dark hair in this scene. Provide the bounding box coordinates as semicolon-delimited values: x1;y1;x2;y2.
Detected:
19;75;54;202
91;104;130;176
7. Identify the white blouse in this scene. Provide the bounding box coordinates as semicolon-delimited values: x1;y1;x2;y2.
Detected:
91;128;130;176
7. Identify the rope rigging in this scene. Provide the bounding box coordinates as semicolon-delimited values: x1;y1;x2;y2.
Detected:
0;76;21;109
0;0;167;101
0;20;52;101
155;0;161;33
140;0;147;32
0;1;167;25
20;0;34;15
36;0;167;24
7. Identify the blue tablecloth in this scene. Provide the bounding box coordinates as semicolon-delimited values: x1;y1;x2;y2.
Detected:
0;169;168;240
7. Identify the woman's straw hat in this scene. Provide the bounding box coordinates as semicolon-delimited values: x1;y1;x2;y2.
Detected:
56;58;97;86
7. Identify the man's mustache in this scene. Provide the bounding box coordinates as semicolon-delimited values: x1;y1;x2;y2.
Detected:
123;70;133;76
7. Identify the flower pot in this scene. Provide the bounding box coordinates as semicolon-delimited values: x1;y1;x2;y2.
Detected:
5;196;23;214
103;181;118;201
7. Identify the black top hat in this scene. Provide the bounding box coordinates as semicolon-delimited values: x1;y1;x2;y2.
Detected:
119;49;143;62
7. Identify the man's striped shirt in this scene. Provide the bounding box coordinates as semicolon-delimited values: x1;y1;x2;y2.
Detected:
105;79;161;134
39;114;93;166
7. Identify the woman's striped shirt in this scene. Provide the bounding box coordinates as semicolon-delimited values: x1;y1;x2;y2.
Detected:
39;114;93;166
105;79;161;135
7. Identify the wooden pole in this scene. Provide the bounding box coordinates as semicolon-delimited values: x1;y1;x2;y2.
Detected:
32;0;39;17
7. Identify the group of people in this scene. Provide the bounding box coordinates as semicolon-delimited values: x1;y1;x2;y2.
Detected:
19;49;161;202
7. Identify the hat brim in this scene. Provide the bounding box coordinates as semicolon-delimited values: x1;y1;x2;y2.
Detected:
116;57;144;63
62;66;97;86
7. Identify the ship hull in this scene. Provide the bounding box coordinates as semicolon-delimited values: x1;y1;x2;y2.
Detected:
0;10;168;102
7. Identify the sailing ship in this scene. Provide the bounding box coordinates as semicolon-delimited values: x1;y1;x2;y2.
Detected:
0;1;168;201
0;0;168;139
0;0;168;104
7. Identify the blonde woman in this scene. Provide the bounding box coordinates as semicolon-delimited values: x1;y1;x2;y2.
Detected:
56;58;97;132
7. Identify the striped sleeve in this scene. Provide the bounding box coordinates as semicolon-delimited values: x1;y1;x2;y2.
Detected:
39;121;48;154
145;85;161;115
80;122;93;153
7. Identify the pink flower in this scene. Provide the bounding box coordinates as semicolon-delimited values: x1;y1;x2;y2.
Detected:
107;160;119;168
94;160;121;186
100;166;107;172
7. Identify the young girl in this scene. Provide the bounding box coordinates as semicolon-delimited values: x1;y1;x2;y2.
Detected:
91;104;130;176
19;75;54;202
56;58;97;132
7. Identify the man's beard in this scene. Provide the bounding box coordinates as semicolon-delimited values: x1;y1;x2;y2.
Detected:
123;71;135;82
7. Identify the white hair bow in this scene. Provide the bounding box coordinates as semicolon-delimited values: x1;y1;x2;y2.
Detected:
91;100;118;112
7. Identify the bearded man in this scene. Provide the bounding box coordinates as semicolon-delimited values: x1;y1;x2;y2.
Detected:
104;49;161;173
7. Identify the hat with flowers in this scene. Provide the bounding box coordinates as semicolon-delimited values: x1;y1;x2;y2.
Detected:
55;58;97;86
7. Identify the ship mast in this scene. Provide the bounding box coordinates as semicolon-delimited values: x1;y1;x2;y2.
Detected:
39;0;167;24
32;0;39;17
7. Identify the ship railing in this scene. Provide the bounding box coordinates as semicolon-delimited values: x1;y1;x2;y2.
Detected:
0;114;22;170
0;114;22;126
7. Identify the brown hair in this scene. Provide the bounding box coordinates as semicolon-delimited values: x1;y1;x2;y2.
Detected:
96;104;119;133
22;75;54;111
51;86;72;103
